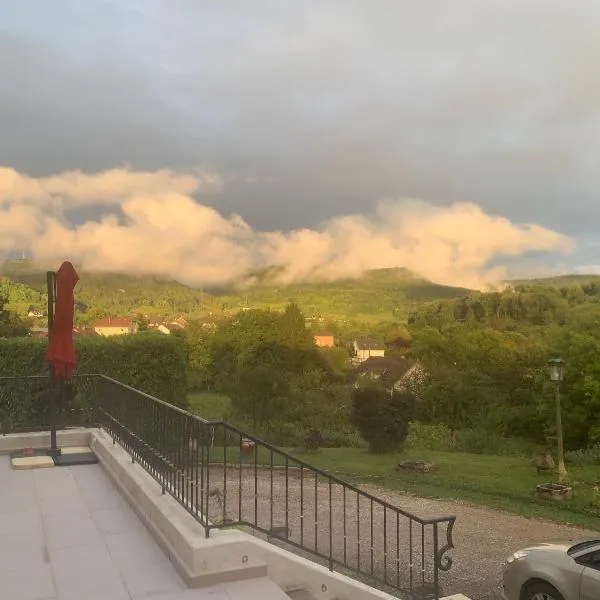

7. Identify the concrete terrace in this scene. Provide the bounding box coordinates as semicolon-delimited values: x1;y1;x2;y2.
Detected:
0;455;284;600
2;428;453;600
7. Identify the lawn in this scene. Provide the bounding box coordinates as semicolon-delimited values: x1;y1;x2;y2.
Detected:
184;395;600;528
185;426;600;529
293;447;600;530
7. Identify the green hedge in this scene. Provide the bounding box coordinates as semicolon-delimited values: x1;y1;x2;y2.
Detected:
0;333;188;433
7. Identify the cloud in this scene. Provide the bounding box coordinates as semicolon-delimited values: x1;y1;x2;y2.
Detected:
0;167;219;207
0;167;573;290
2;1;600;246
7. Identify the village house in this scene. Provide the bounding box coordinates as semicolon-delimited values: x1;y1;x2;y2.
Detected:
352;338;385;362
169;315;189;330
27;305;44;319
313;331;335;348
148;322;172;335
354;356;426;396
93;317;139;337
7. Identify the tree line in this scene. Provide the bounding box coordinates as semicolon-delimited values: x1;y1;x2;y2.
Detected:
409;287;600;451
182;285;600;453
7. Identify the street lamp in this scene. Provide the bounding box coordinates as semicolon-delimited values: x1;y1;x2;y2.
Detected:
548;358;567;484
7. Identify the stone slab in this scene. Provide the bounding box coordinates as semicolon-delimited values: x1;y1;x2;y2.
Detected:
61;446;93;455
11;455;55;470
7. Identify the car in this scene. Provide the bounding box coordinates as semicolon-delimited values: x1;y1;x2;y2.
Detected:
501;539;600;600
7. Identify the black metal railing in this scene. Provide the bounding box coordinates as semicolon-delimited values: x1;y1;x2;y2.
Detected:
94;375;455;599
0;374;455;598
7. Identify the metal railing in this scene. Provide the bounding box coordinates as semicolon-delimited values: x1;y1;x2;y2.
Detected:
94;376;455;599
0;374;455;598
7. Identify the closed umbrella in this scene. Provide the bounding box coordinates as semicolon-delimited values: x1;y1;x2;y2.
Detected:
47;261;79;380
46;261;78;458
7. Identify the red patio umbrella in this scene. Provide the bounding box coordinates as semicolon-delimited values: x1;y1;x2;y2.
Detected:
46;261;79;380
44;261;79;457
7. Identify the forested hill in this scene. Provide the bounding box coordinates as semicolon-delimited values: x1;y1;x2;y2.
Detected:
0;261;471;322
3;258;600;326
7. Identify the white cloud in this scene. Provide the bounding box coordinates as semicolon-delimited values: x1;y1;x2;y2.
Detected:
0;166;573;290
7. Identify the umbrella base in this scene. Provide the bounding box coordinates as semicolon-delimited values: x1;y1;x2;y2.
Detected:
10;446;98;469
52;450;98;467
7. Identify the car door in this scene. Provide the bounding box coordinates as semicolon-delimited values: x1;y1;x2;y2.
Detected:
579;550;600;600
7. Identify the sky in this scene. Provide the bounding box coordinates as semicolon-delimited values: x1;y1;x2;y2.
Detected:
1;1;599;289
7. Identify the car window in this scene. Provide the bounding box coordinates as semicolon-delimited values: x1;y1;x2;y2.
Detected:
579;550;600;570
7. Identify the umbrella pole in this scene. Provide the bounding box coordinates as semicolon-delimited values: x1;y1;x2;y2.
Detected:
46;271;60;457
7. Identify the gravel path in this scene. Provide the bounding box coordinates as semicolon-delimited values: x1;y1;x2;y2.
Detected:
192;465;599;600
359;483;600;600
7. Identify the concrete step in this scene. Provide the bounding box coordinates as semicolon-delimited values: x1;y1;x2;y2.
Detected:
286;590;317;600
219;576;292;599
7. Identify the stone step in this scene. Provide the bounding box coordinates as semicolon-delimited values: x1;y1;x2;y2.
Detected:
220;577;292;599
286;589;317;600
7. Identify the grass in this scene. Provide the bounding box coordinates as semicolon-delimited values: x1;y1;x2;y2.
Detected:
185;396;600;528
187;391;231;420
291;447;600;529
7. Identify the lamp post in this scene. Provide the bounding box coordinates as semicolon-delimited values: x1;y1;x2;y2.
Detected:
548;358;567;484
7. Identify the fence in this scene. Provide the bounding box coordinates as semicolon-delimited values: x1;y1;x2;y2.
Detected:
94;375;455;599
0;374;455;599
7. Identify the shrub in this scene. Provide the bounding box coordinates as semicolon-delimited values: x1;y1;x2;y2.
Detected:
319;429;366;449
456;427;537;456
0;335;187;433
303;429;324;453
565;443;600;466
351;385;415;453
405;422;537;456
406;422;455;451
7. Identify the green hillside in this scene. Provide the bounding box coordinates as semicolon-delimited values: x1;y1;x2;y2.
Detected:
509;273;600;287
0;260;471;323
5;259;600;326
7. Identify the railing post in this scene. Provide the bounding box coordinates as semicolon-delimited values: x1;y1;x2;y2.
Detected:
328;477;333;572
433;522;440;600
205;429;211;538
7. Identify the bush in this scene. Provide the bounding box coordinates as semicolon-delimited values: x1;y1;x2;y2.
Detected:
303;429;324;453
405;421;538;456
0;335;187;433
456;427;537;456
319;429;366;449
351;385;415;453
406;422;455;451
565;443;600;466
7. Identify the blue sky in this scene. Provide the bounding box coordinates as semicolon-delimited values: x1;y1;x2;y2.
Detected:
1;1;600;284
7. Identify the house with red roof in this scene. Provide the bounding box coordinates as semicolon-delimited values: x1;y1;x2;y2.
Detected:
93;317;138;337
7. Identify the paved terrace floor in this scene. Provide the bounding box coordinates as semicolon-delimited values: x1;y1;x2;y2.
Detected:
0;456;284;600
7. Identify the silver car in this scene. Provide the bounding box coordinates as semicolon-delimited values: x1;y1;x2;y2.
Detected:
502;539;600;600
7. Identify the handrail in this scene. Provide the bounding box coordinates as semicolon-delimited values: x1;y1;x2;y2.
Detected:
0;373;456;599
199;417;454;527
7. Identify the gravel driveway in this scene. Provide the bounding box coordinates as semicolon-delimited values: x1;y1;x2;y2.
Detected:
192;465;599;600
360;484;600;600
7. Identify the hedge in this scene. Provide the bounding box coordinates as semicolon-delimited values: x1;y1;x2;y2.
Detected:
0;333;188;433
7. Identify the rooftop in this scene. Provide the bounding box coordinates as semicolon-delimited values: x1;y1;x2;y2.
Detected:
354;339;385;351
354;356;417;387
94;317;133;327
0;454;284;600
